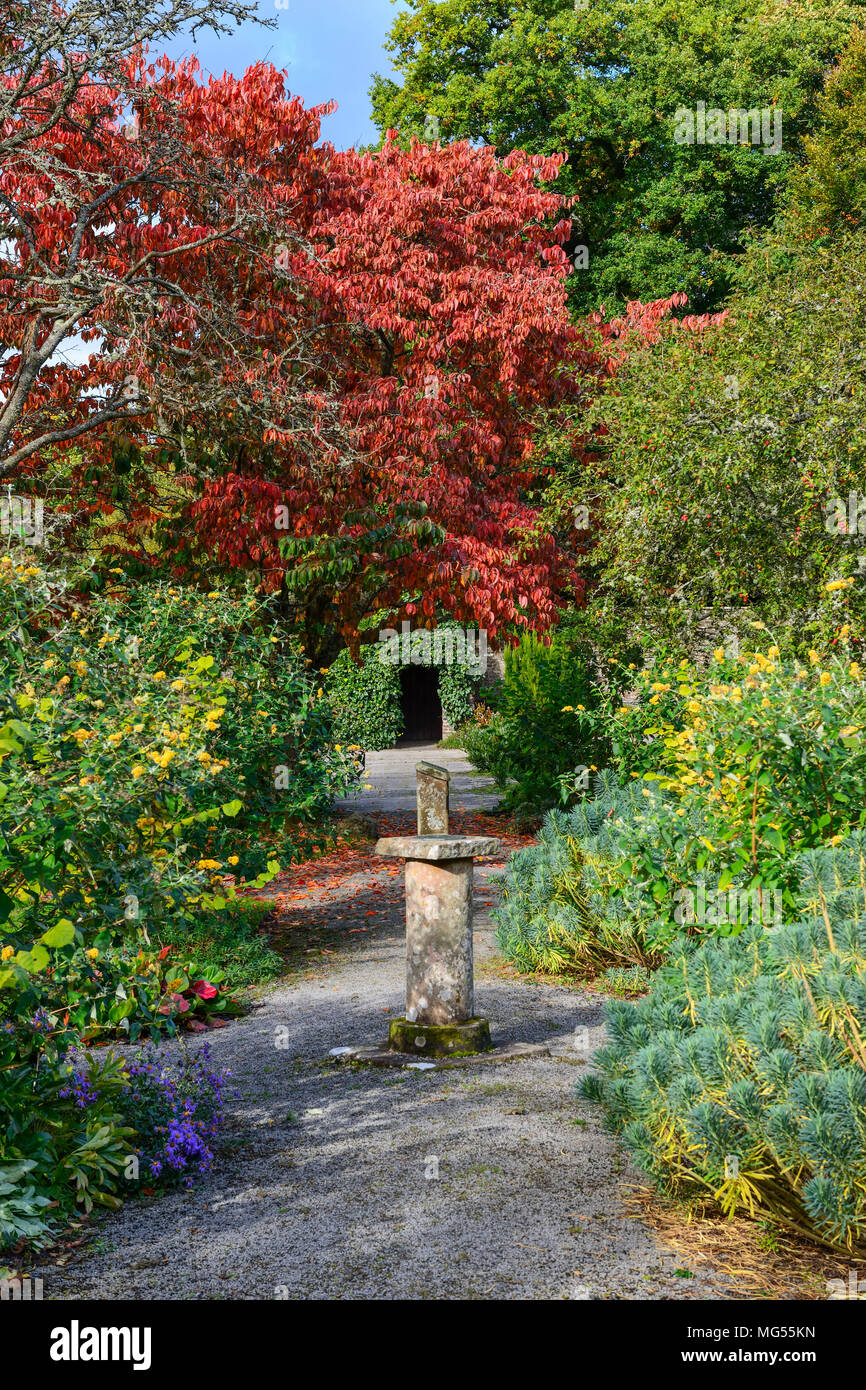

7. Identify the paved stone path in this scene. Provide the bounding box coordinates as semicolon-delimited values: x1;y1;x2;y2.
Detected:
334;743;500;818
32;750;732;1301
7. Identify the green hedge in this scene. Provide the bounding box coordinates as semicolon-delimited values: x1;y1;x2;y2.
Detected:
326;646;403;751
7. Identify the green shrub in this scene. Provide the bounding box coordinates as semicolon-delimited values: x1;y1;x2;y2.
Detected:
597;964;652;999
92;576;361;878
0;559;356;1035
0;556;356;1247
495;638;866;977
612;642;866;915
493;771;667;974
464;632;609;812
154;898;284;992
582;835;866;1252
0;1009;133;1251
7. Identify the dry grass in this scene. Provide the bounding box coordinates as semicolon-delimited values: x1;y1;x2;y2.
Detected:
623;1184;854;1300
477;953;647;997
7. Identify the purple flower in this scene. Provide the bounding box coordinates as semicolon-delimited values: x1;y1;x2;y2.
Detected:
120;1045;230;1192
59;1071;98;1108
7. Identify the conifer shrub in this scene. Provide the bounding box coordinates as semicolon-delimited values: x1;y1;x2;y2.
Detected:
464;632;609;812
581;835;866;1252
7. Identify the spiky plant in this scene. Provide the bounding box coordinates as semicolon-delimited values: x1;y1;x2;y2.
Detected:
493;770;667;974
582;836;866;1252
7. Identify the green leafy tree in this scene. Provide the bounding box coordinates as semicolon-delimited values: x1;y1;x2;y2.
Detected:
371;0;866;312
557;228;866;659
786;27;866;236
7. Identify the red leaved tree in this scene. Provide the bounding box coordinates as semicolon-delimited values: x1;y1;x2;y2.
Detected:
186;132;720;656
3;31;720;658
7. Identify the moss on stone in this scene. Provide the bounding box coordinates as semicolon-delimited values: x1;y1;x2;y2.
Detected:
387;1016;492;1057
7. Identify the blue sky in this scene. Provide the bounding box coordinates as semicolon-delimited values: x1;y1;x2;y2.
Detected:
160;0;407;150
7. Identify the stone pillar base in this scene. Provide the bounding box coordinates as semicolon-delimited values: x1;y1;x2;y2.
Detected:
387;1016;492;1058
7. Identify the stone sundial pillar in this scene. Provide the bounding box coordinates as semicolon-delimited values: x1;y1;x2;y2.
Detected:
374;762;499;1058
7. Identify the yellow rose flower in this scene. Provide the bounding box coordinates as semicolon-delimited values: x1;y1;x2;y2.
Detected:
152;671;166;681
1;945;14;961
86;948;98;960
819;671;832;686
228;855;239;866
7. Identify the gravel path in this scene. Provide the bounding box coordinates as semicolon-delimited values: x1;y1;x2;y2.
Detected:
33;751;731;1301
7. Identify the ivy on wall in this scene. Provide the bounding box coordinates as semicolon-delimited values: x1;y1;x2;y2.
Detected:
326;625;484;750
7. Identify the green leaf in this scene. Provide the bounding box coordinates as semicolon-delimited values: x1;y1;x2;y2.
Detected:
16;944;49;973
41;920;76;949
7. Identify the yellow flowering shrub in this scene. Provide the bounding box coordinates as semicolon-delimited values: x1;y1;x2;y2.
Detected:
613;641;866;897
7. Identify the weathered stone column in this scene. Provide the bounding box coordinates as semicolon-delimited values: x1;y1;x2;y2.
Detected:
415;761;450;835
374;833;499;1057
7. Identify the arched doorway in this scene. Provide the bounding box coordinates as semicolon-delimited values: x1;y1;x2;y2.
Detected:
398;664;442;743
